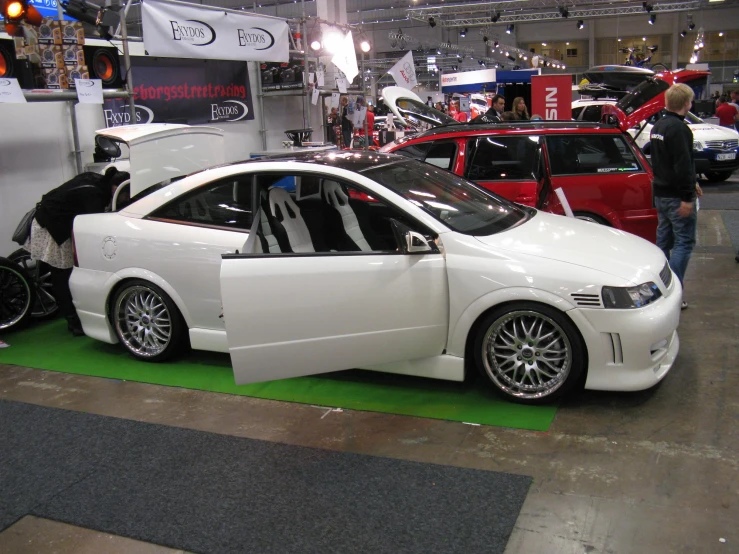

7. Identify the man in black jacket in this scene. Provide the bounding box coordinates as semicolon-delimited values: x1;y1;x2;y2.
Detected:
650;83;703;309
470;94;506;124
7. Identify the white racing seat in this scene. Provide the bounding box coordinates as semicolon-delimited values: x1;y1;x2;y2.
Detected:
268;186;315;253
323;180;372;251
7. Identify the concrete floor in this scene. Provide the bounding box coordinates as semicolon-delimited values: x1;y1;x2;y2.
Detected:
1;181;738;554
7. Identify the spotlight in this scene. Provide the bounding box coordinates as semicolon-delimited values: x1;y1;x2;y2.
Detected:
577;20;584;29
643;2;653;12
483;36;489;43
460;27;467;37
689;22;695;30
323;32;343;54
559;6;569;18
491;11;500;23
428;16;436;28
360;40;371;53
493;40;499;47
506;24;514;34
452;65;458;71
649;14;656;25
680;30;687;37
310;38;322;51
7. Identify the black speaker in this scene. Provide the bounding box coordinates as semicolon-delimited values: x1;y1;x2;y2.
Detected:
0;39;37;89
82;45;124;88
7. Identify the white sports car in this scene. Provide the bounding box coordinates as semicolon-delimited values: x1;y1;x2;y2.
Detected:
71;151;682;404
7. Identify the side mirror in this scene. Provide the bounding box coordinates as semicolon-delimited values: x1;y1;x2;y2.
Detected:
391;219;437;254
406;231;433;253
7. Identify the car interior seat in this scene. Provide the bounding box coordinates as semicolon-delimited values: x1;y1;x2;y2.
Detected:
268;186;315;253
322;180;373;251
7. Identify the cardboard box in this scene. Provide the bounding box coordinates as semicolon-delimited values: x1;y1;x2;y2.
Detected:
37;18;62;45
66;65;90;88
39;43;64;69
42;67;69;89
61;21;85;45
63;44;86;67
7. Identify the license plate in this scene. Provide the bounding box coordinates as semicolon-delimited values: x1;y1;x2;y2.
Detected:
717;153;736;161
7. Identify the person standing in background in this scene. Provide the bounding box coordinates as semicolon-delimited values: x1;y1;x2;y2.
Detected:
326;107;339;144
512;97;530;120
649;83;703;309
340;96;353;148
715;95;738;129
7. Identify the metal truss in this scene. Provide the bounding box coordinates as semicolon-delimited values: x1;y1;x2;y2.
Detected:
408;0;704;27
387;31;477;57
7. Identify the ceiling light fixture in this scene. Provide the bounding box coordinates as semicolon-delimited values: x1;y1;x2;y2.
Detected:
649;14;656;25
428;16;436;28
460;27;467;37
491;11;500;23
577;20;584;29
506;24;514;34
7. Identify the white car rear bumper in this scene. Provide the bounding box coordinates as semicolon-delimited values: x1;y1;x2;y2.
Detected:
70;267;119;344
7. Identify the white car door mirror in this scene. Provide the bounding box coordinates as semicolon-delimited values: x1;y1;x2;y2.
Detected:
406;231;433;253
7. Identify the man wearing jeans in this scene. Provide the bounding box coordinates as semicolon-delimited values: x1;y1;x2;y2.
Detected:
650;83;703;309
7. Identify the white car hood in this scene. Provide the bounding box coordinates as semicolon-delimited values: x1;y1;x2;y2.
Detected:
691;125;739;140
475;211;665;284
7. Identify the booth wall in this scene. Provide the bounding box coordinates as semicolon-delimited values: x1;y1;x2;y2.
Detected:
0;103;104;257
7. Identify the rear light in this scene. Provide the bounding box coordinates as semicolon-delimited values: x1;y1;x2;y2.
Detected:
72;231;79;267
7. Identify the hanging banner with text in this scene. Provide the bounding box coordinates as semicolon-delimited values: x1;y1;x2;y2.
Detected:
102;56;254;127
531;74;572;120
142;0;290;63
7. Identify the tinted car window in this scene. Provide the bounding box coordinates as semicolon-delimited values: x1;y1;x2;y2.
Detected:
616;78;669;115
150;176;253;230
395;142;431;160
424;142;457;171
361;159;529;236
547;135;642;175
466;136;540;181
572;106;584;120
582;105;603;122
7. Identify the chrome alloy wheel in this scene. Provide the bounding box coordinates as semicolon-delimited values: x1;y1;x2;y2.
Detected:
114;285;172;358
481;310;572;400
0;265;32;330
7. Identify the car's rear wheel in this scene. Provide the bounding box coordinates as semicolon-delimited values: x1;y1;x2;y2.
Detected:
704;170;733;183
0;257;35;332
473;302;586;404
574;212;610;226
111;279;187;362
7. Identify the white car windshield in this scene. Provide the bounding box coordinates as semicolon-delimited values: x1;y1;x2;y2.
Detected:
360;160;530;236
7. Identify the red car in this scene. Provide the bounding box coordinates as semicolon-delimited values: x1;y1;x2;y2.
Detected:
379;71;710;244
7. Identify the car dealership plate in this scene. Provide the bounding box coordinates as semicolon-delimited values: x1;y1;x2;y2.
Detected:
716;153;736;161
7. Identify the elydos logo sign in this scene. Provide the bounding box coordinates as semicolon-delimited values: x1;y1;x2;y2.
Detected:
169;19;216;46
103;104;155;127
77;80;96;88
237;27;275;50
210;100;249;122
0;79;12;86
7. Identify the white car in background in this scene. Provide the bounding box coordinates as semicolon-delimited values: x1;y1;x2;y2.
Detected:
71;150;682;405
572;98;739;182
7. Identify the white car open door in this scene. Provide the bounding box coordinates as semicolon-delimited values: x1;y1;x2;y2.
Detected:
382;86;460;130
220;248;449;385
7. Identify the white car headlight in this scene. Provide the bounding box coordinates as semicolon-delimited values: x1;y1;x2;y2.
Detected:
693;141;704;152
602;282;662;309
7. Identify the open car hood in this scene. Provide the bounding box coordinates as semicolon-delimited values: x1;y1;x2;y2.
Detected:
601;69;710;132
381;86;459;129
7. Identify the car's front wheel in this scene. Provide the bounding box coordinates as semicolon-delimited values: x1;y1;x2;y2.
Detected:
704;170;733;183
574;212;610;226
473;302;586;404
111;280;187;362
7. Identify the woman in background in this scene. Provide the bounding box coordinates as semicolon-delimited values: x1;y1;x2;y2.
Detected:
512;97;530;120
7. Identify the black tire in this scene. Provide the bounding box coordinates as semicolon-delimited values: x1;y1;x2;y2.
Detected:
574;212;611;226
7;248;59;320
0;257;36;332
704;170;733;183
473;302;586;404
110;279;188;362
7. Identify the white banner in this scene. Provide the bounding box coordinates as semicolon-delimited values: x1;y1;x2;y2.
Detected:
0;78;27;103
331;31;359;84
387;51;417;90
75;79;104;104
142;0;289;63
441;68;496;88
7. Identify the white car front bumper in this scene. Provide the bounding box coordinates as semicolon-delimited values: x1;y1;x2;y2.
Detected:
568;282;682;392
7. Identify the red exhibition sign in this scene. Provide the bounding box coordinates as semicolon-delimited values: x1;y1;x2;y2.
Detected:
531;74;572;121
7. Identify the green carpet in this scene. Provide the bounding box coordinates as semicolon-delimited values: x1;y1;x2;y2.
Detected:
0;320;557;431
